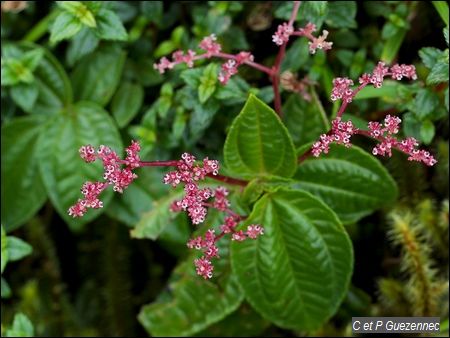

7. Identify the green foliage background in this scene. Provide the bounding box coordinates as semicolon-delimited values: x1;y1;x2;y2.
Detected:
1;1;448;336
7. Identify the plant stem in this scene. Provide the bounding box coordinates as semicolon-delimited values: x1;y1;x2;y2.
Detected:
23;9;59;42
271;1;302;116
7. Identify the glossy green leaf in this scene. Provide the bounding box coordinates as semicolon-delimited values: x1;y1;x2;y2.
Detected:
1;116;47;232
231;188;353;331
50;12;83;43
283;92;329;147
138;232;243;337
66;27;100;67
37;102;122;231
198;64;218;103
111;82;144;128
130;190;185;240
5;313;34;337
7;237;32;261
224;95;297;179
432;1;449;26
71;44;126;106
326;1;357;28
95;8;128;41
294;145;398;223
10;83;39;112
427;59;449;84
1;226;8;273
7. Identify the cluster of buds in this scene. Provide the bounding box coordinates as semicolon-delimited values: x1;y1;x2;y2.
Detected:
165;153;264;279
273;22;333;54
280;71;314;101
154;34;255;85
331;62;417;103
312;117;358;157
68;141;141;217
368;115;437;166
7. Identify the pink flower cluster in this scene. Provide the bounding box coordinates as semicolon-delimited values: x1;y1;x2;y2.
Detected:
154;34;254;85
165;153;264;279
368;115;437;166
312;117;358;157
187;218;264;279
273;22;333;54
331;62;417;103
68;141;141;217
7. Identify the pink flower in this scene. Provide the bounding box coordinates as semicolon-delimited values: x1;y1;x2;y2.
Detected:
308;30;333;54
370;61;389;88
67;141;141;218
298;22;316;36
199;34;221;57
232;230;247;241
390;64;417;81
246;224;264;239
312;118;358;157
153;57;174;74
194;257;214;279
272;23;294;46
331;77;354;103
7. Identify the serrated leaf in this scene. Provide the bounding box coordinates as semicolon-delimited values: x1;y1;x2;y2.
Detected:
95;8;128;41
1;116;47;232
138;230;243;337
414;88;440;120
294;145;398;223
111;82;144;128
427;60;449;84
224;95;297;179
130;190;185;240
10;83;39;112
37;102;122;231
283;92;329;147
50;12;83;43
5;313;34;337
66;27;100;66
198;64;218;103
1;226;8;273
7;237;32;261
231;188;353;331
326;1;357;29
419;47;444;69
71;44;126;106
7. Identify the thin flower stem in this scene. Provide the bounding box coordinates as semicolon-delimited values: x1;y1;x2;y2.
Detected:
336;82;369;118
214;52;273;75
271;1;302;116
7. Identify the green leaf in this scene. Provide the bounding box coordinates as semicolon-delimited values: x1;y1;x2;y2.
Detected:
294;145;398;223
57;1;97;27
381;28;407;64
444;27;449;46
419;47;444;69
1;116;47;232
224;95;297;179
7;237;32;261
21;49;45;72
427;59;449;84
420;120;435;145
140;1;163;25
111;82;144;128
281;38;310;72
231;188;353;331
37;102;122;231
130;190;185;240
154;40;177;58
283;92;329;147
326;1;357;29
66;27;100;67
198;64;218;103
10;83;39;112
157;83;173;118
414;88;440;120
1;277;11;298
5;313;34;337
138;234;244;337
189;99;220;140
445;87;449;112
50;12;83;43
3;60;34;85
432;1;449;26
95;8;128;41
71;44;126;106
1;226;8;273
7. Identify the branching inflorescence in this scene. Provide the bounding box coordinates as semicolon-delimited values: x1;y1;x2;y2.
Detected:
68;143;263;279
309;62;437;166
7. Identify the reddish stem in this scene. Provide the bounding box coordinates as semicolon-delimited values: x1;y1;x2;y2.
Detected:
214;52;273;75
139;160;180;167
336;82;368;118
